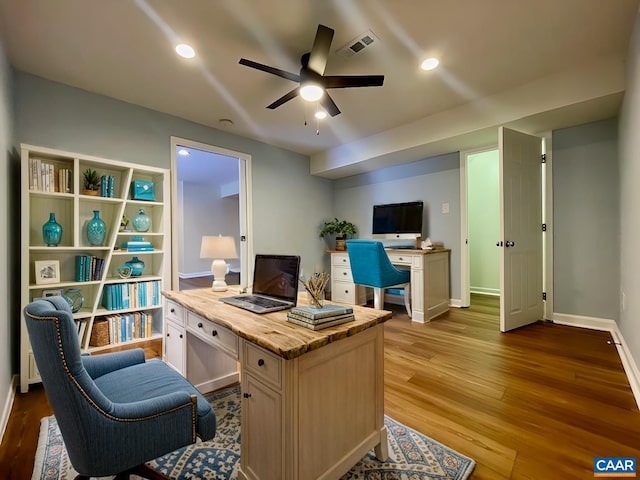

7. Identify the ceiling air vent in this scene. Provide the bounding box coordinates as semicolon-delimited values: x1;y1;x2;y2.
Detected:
337;30;379;58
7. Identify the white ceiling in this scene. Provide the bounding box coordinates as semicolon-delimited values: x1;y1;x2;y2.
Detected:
0;0;638;176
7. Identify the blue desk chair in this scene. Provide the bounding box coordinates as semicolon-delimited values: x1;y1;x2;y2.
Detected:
24;297;217;480
346;240;411;317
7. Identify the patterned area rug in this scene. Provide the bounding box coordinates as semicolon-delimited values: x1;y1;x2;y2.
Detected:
33;385;475;480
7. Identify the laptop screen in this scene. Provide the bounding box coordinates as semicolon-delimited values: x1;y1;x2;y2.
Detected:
252;254;301;303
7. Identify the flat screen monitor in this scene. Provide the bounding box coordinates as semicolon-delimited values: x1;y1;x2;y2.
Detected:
372;201;423;238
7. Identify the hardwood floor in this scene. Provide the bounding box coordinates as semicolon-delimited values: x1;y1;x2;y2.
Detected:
1;295;638;479
383;295;640;479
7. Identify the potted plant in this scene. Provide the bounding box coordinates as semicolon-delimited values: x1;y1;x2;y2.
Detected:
319;218;357;251
82;168;100;195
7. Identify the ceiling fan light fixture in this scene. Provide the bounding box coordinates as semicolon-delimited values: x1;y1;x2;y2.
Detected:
175;43;196;59
300;83;324;102
314;110;327;120
421;57;439;71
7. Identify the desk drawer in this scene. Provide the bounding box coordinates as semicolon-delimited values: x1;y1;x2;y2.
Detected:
387;253;413;266
332;265;354;283
332;281;359;304
187;312;238;359
243;342;281;389
331;253;350;267
166;300;185;326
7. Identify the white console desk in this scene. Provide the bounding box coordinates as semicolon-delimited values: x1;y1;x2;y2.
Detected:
330;248;451;322
163;288;391;480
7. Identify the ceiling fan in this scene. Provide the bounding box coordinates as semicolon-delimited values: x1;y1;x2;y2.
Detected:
239;24;384;117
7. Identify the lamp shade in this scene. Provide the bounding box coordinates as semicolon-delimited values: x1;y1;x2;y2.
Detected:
200;235;238;260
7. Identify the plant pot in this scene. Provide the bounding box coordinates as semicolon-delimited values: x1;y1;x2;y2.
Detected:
335;238;346;251
83;189;99;196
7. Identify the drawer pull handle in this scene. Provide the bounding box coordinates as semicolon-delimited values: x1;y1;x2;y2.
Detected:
345;290;349;293
258;359;265;367
399;257;404;261
243;393;252;398
179;334;183;339
343;272;347;276
212;330;218;337
166;332;170;337
197;322;203;328
170;308;175;313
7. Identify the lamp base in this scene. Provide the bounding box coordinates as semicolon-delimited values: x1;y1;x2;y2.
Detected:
211;259;229;292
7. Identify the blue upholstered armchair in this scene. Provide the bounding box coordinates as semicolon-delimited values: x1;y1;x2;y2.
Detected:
24;296;216;479
346;240;412;317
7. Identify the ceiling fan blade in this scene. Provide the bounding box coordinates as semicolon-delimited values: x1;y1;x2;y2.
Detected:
267;87;300;109
307;24;334;75
239;58;300;83
320;92;341;117
323;75;385;89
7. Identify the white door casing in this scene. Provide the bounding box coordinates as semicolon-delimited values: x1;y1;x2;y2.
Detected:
499;127;544;332
170;136;253;291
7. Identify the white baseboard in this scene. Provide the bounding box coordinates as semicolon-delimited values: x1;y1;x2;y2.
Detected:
552;312;640;410
449;298;463;308
0;375;18;445
178;271;211;279
470;287;500;296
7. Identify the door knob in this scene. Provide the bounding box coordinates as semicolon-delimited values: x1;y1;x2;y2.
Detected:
505;240;515;247
243;393;252;398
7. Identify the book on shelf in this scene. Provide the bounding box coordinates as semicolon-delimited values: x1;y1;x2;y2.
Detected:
101;312;154;345
102;280;160;311
127;246;155;252
290;304;354;320
75;255;104;281
29;158;61;193
100;175;116;198
286;313;355;330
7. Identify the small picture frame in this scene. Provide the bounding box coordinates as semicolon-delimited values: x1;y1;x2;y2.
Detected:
42;289;63;298
35;260;60;285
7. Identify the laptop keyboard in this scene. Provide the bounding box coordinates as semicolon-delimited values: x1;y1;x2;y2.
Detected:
243;295;288;308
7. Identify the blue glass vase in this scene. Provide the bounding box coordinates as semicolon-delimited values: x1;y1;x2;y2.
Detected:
124;256;145;276
63;287;84;313
42;212;62;246
132;208;151;232
86;210;106;246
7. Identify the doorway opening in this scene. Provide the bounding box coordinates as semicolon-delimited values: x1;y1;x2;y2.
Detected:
460;146;500;309
170;137;252;292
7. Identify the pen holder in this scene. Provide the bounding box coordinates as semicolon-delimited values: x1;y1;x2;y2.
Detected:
300;272;329;309
307;290;325;309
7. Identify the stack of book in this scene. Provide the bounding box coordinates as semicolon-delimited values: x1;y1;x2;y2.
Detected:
122;236;154;252
287;304;355;330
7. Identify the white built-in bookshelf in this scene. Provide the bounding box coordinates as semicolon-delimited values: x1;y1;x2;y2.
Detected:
20;144;170;393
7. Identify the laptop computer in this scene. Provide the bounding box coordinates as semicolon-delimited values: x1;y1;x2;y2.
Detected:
219;254;301;314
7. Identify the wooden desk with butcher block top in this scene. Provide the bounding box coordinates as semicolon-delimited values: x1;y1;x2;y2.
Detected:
163;288;392;480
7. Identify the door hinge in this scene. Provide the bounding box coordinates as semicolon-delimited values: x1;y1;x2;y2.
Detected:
541;153;547;163
542;292;547;301
240;235;246;241
542;223;547;232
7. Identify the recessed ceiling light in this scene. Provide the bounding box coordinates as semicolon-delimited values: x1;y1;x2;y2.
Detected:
420;57;439;71
175;43;196;59
314;110;327;120
178;149;190;156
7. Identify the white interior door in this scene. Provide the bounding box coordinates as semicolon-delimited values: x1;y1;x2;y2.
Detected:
499;127;543;332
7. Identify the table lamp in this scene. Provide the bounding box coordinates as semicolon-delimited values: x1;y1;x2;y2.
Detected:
200;235;238;291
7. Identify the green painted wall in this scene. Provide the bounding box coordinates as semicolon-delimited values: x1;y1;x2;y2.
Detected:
468;150;500;295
